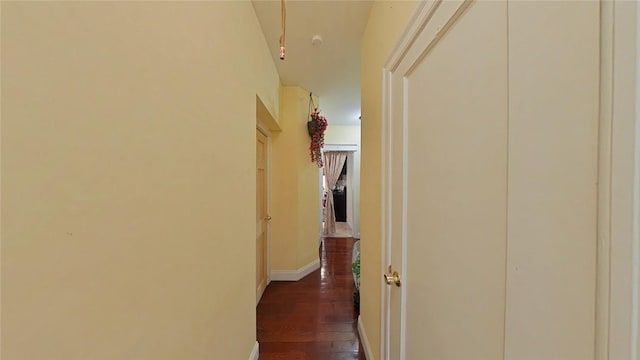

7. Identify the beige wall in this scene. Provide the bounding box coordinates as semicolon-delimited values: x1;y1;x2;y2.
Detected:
325;125;360;144
270;86;321;271
324;125;361;237
1;2;279;359
359;1;417;359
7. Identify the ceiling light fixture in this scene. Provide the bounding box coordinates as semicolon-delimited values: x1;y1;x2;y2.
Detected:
311;35;323;47
279;0;287;60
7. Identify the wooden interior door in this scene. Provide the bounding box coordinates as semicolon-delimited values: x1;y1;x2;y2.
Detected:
256;129;268;303
382;1;599;359
383;1;509;358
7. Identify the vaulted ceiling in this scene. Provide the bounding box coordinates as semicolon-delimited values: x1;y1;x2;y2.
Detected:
252;0;373;125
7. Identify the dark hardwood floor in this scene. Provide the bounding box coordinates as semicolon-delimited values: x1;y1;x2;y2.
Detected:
257;237;365;360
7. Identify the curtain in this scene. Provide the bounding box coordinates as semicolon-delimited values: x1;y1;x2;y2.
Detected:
323;151;348;235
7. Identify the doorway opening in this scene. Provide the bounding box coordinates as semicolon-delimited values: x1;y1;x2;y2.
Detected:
320;146;358;239
324;157;352;237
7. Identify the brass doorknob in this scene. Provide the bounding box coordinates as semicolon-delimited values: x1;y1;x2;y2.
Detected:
384;265;401;287
265;215;272;221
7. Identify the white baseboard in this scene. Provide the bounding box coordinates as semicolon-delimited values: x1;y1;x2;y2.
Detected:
358;316;374;360
249;341;259;360
270;259;320;281
256;280;266;305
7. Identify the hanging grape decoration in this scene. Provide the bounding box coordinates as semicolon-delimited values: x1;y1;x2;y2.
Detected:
308;108;328;167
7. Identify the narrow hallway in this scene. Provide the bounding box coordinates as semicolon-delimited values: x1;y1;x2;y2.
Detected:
257;238;365;360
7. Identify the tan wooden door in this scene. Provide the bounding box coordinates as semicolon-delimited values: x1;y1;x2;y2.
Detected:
256;130;268;303
382;1;599;359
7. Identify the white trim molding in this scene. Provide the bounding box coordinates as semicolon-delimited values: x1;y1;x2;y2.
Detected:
270;259;320;281
358;316;375;360
609;1;640;359
632;0;640;355
323;144;358;152
249;341;259;360
632;1;640;354
595;2;614;359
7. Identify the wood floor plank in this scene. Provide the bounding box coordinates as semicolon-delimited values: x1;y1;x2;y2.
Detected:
257;238;365;359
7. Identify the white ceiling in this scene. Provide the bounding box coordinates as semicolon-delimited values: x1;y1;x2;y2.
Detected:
252;0;372;125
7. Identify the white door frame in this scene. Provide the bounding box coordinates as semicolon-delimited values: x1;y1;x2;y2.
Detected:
379;1;640;358
634;4;640;355
606;1;640;358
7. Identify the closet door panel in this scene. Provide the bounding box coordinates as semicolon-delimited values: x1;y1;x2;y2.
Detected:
504;2;600;359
